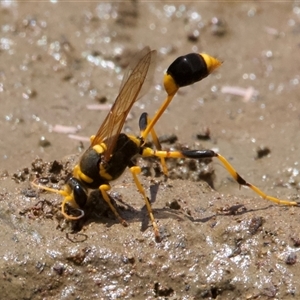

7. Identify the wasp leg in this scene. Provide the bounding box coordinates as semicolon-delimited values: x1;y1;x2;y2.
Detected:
61;193;85;220
142;148;299;206
213;152;299;206
31;180;85;220
130;166;161;242
99;184;128;227
139;112;168;175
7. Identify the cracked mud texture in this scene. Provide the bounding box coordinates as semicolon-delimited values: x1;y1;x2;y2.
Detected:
1;2;300;300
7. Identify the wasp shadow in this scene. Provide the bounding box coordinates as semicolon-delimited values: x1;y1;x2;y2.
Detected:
69;181;274;239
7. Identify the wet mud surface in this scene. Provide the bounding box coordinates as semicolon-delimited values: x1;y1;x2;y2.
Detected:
1;2;300;299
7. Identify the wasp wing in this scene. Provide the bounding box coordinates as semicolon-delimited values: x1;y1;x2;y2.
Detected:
91;47;156;162
118;46;157;101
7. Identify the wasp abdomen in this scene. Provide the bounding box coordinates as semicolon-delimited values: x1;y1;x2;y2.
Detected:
167;53;209;87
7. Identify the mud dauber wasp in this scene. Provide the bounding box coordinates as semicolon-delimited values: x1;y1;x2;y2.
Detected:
33;47;298;242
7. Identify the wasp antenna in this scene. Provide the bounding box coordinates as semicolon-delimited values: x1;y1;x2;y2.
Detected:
31;179;67;197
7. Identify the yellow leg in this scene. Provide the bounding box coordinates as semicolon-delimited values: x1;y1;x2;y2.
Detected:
141;148;299;207
139;112;168;175
99;184;128;227
148;120;168;176
130;166;161;241
215;153;298;206
61;194;85;220
31;179;84;220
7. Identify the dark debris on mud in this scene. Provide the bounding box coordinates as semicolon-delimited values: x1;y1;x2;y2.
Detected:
0;152;299;299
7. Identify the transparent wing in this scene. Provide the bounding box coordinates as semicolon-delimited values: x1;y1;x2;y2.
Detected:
91;47;157;162
119;46;157;100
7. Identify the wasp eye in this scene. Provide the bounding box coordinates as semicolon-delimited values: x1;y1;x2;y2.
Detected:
68;177;88;209
73;184;88;209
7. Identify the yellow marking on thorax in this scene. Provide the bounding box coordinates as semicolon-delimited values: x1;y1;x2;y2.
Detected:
93;143;107;154
73;164;93;184
127;134;142;147
100;165;113;181
90;135;95;143
92;143;113;180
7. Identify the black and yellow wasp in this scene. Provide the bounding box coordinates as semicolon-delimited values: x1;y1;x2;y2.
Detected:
33;47;298;242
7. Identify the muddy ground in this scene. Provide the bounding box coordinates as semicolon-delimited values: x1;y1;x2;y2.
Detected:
1;2;300;300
